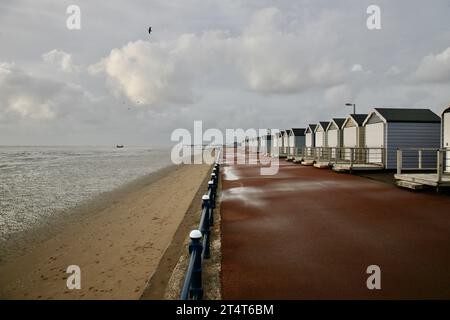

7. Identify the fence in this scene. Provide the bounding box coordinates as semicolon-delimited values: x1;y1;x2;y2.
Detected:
179;152;221;300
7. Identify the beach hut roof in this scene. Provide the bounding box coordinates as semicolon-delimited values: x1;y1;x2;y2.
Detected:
351;114;369;126
363;108;440;126
326;118;346;131
314;122;329;132
443;105;450;115
305;124;317;133
290;128;306;136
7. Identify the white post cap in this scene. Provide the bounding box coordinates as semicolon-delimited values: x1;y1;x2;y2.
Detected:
190;229;202;239
202;194;210;201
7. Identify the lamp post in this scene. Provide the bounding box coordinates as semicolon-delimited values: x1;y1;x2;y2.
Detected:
345;103;356;114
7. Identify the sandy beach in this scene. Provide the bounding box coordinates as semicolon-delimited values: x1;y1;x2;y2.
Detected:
0;163;211;299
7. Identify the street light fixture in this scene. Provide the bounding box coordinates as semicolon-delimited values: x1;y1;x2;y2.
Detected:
345;103;356;114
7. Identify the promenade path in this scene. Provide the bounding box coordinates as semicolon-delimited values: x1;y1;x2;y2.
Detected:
220;157;450;299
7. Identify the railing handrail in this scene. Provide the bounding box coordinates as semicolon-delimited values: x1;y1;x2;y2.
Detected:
179;248;198;299
179;147;220;300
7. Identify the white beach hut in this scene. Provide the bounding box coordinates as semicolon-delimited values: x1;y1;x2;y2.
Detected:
276;131;286;157
314;122;329;148
305;124;316;148
443;106;450;173
326;118;346;159
259;132;272;156
341;114;367;149
302;124;317;164
282;130;290;155
363;108;441;169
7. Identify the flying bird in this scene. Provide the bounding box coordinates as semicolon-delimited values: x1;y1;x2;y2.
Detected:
148;27;152;35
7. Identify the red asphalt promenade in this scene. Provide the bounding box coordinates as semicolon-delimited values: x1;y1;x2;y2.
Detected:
220;157;450;299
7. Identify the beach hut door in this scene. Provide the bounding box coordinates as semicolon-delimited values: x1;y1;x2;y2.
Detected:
365;123;384;163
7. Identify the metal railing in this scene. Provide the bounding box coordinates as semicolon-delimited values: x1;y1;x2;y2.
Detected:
180;154;220;300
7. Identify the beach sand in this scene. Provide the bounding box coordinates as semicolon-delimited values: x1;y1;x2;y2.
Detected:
0;163;211;299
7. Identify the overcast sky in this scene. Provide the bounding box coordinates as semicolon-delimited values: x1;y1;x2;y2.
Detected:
0;0;449;146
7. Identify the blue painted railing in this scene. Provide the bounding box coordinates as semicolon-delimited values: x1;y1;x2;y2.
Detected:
180;155;220;300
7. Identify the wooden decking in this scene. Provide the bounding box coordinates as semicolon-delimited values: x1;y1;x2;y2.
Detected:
333;163;384;172
394;173;450;187
313;161;330;169
301;159;315;166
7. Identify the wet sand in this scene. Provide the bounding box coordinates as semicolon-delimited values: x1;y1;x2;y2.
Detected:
0;163;211;299
221;157;450;299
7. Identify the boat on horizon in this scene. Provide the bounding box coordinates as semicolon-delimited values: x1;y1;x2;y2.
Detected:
116;145;124;148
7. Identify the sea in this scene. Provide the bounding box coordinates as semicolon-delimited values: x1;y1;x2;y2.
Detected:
0;146;171;245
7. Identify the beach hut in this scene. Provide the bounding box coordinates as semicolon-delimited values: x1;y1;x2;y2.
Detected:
259;133;272;156
341;114;367;149
326;118;346;159
363;108;441;169
443;106;450;172
287;128;306;160
276;131;286;157
313;122;330;167
282;130;290;155
302;124;317;165
314;122;329;148
305;124;316;148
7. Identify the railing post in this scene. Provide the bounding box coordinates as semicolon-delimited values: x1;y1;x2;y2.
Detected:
207;180;215;225
201;195;211;259
437;150;444;183
211;172;216;187
188;229;203;299
418;149;423;170
397;149;402;175
350;148;354;170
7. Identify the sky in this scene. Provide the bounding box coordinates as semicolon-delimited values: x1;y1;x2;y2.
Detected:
0;0;449;146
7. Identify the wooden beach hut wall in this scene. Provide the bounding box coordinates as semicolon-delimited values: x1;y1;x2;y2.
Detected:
288;128;306;157
305;124;317;148
326;118;346;158
443;106;450;172
363;108;441;169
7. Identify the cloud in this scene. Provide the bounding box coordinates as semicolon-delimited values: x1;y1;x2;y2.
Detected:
351;64;363;72
90;7;347;106
413;47;450;83
0;62;88;121
386;66;401;76
42;49;80;73
324;84;353;108
235;7;346;94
